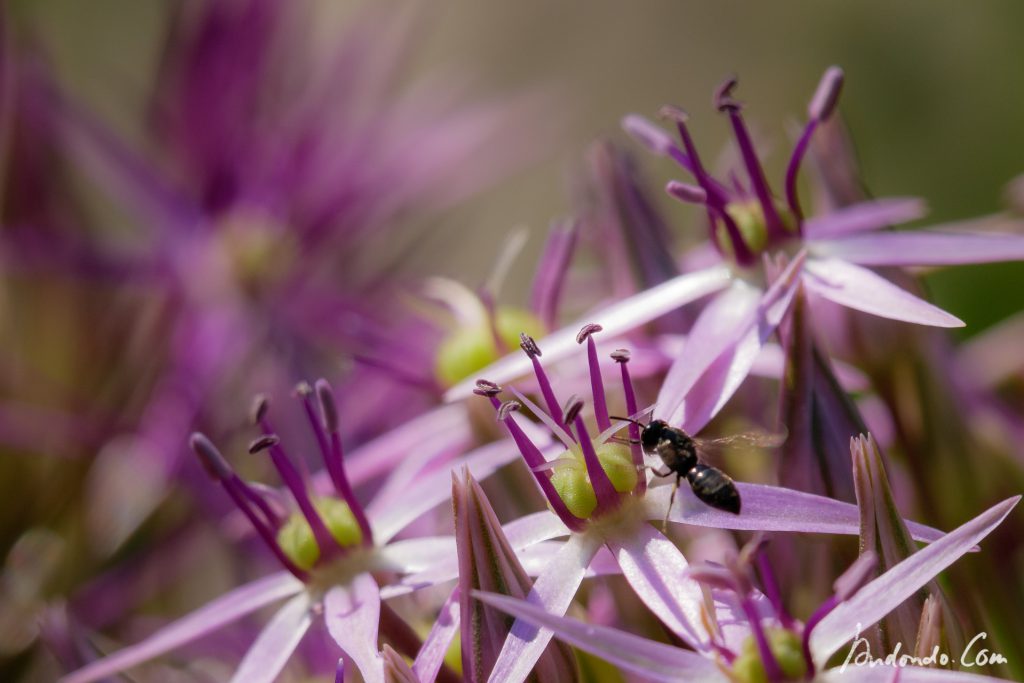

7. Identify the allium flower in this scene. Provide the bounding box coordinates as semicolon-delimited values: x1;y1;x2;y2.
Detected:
477;495;1019;682
448;66;1024;432
18;0;545;550
367;223;576;393
469;328;946;682
61;379;521;683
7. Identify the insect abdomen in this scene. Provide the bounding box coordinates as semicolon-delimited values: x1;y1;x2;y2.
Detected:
686;463;741;514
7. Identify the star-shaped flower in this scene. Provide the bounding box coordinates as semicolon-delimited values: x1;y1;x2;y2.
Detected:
477;495;1019;682
462;328;947;682
61;379;522;683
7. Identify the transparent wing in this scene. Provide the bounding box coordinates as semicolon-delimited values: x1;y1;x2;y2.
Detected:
693;427;788;455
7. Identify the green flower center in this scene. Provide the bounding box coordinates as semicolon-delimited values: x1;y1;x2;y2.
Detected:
715;200;797;262
732;628;807;683
276;497;364;571
549;441;637;518
218;210;297;294
434;308;545;387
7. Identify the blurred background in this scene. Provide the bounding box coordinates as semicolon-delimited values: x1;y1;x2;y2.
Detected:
21;0;1024;329
4;1;1024;680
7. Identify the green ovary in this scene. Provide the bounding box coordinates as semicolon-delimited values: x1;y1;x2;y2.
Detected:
276;497;363;571
219;210;297;291
549;441;638;518
732;628;807;683
434;308;545;387
715;200;797;262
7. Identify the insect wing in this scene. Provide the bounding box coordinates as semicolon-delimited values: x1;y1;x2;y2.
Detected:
693;428;787;455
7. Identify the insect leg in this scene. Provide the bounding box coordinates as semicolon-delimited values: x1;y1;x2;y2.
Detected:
661;475;681;533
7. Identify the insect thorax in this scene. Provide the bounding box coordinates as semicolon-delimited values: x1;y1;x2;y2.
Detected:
655;430;697;474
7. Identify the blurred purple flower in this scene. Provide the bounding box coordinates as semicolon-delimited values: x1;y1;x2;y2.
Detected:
16;0;547;550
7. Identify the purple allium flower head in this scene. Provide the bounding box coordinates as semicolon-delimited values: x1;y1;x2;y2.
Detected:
469;333;950;682
15;0;553;552
452;66;1024;460
61;378;529;683
476;494;1019;682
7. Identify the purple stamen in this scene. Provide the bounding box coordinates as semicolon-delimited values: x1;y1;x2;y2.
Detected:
577;324;610;431
784;120;817;224
800;594;837;675
190;433;308;580
238;480;282;530
658;105;729;207
612;349;645;495
808;66;845;122
531;220;578;331
705;202;756;266
832;552;877;601
250;394;269;426
520;333;565;428
486;395;586;532
740;595;784;683
191;432;233;480
315;379;373;546
479;289;509;355
621;114;680;158
756;551;795;630
572;409;621;515
621;113;701;177
296;381;332;465
665;180;708;205
715;78;787;242
658;105;755;262
256;409;340;560
786;67;844;224
800;552;875;675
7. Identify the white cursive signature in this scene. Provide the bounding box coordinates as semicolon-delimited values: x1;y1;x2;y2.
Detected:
840;624;1008;672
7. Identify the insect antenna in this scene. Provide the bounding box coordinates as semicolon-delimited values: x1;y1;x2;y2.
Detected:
608;415;646;428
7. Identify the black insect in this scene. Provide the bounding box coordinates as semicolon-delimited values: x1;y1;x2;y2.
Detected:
611;416;785;529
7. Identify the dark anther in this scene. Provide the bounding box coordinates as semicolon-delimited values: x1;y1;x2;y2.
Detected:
474;379;502;397
248;434;281;454
250;394;269;426
497;400;521;421
519;333;542;358
563;395;585;424
611;348;631;363
576;323;603;344
714;76;741;112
